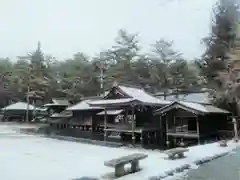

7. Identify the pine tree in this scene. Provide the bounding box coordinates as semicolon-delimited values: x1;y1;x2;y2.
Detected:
197;0;239;88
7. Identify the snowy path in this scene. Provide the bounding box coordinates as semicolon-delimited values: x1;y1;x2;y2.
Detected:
0;124;239;180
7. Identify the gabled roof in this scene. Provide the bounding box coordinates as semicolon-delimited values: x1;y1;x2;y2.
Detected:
154;101;230;115
95;85;170;107
66;99;103;111
44;98;70;107
118;85;170;105
2;102;36;111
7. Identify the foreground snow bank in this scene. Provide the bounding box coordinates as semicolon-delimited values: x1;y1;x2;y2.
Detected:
0;124;239;180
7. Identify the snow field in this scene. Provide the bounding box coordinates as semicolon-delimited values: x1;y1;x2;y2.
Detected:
0;124;238;180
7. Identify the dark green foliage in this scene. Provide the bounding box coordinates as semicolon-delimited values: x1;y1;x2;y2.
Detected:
197;0;240;115
197;0;239;87
0;30;200;104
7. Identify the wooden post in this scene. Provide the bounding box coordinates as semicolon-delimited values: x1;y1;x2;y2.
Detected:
26;86;30;122
173;138;177;147
125;108;128;124
173;115;176;127
196;116;200;144
90;116;93;132
166;115;169;147
233;117;238;142
32;98;36;122
104;108;107;141
148;132;151;144
131;105;135;145
159;115;162;145
181;118;183;132
140;131;143;146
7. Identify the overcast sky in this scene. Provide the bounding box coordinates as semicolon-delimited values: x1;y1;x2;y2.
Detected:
0;0;216;61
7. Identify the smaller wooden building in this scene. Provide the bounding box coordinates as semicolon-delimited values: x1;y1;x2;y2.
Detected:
44;98;70;115
1;102;44;122
154;101;232;147
66;98;104;132
48;110;72;128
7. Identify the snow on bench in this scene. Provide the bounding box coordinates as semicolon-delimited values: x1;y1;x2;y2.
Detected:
104;153;148;177
164;147;189;160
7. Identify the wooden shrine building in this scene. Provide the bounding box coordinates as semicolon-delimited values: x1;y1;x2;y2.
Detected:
154;101;232;147
43;85;233;149
88;84;170;146
48;110;72;128
1;102;45;122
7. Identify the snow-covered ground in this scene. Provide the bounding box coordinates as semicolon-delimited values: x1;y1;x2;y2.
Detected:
0;124;239;180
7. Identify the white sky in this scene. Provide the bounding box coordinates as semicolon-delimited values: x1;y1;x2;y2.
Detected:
0;0;216;61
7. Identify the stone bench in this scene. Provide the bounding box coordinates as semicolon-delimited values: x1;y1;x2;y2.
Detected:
219;140;227;147
164;147;189;160
104;153;148;177
72;177;99;180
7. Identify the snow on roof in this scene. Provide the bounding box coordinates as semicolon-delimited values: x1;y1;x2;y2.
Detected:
44;99;70;107
35;107;47;111
97;109;123;115
50;111;72;118
90;85;170;106
52;99;70;106
88;98;135;106
2;102;36;111
66;99;103;111
155;101;230;114
118;85;170;105
156;92;211;104
180;101;230;114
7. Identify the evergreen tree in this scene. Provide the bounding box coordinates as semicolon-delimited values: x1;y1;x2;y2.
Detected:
197;0;239;88
197;0;240;114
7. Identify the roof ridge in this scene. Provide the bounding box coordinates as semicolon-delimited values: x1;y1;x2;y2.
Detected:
118;83;143;90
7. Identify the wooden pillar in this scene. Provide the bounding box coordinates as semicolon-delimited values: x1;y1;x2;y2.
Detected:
125;108;128;124
104;108;107;141
131;105;135;145
32;99;36;121
159;115;162;145
173;138;177;147
181;118;183;132
155;131;157;144
233;117;238;142
173;115;176;127
147;132;151;144
90;116;93;132
196;116;200;144
166;114;169;147
140;131;143;146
